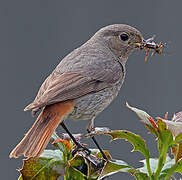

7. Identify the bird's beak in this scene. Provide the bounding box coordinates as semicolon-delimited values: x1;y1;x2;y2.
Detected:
131;35;164;53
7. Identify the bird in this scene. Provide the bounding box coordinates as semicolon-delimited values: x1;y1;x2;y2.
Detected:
10;24;144;159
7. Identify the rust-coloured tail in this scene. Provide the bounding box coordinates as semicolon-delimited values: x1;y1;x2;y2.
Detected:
9;101;75;158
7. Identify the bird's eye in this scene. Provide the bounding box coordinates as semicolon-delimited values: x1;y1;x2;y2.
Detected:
120;33;129;41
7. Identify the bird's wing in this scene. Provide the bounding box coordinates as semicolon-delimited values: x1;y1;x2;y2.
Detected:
24;71;108;111
24;51;124;112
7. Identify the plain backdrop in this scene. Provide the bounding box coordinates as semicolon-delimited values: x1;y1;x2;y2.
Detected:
1;0;182;179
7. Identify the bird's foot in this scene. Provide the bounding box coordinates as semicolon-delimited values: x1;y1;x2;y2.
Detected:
85;127;110;138
95;159;106;169
72;143;91;157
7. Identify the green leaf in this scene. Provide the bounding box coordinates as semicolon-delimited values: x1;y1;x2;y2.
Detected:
159;157;175;179
172;133;182;162
139;156;174;175
172;143;182;163
138;156;181;180
18;175;23;180
152;119;174;178
133;171;149;180
69;154;85;167
163;158;182;179
174;133;182;144
106;130;150;159
64;167;86;180
19;150;66;180
68;151;102;179
172;159;182;173
156;119;173;156
88;148;112;159
95;151;112;160
87;129;152;177
99;159;132;179
86;128;150;160
139;156;179;179
68;154;88;177
128;169;149;180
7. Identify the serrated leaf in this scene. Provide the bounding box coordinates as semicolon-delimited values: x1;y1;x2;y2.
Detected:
86;128;150;159
19;150;65;180
99;159;132;179
107;130;150;159
86;128;151;176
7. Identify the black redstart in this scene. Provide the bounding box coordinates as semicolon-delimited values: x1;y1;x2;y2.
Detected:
10;24;147;158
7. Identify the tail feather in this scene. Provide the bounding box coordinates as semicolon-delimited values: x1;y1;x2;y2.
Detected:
9;101;74;158
24;102;39;112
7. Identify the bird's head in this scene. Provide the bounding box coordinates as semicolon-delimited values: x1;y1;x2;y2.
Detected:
95;24;144;59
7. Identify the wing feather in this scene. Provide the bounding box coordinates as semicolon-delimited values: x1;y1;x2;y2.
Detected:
24;71;108;111
24;47;124;112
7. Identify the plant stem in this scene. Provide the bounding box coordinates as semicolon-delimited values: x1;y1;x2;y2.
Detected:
154;150;167;179
146;158;153;180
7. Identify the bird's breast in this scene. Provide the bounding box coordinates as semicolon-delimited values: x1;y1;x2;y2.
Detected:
68;75;125;121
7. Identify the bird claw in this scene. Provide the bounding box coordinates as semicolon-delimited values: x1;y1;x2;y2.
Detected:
85;127;111;138
95;159;106;169
72;143;91;157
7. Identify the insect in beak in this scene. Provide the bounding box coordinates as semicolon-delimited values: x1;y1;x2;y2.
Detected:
131;35;166;62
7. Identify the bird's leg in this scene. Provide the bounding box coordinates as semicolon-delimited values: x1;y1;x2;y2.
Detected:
87;118;108;161
86;117;95;132
60;122;91;156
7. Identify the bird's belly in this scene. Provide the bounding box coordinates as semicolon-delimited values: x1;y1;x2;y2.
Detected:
68;82;123;121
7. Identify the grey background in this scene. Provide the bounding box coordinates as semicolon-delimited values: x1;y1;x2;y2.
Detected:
1;0;182;179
